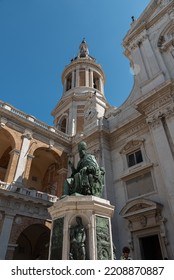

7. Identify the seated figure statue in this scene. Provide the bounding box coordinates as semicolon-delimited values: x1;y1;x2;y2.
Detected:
64;141;105;197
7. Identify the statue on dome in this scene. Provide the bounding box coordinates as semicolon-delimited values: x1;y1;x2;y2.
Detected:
63;141;105;197
79;39;89;57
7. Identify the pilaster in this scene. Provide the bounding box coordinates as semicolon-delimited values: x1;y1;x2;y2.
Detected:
23;154;35;186
141;37;160;77
0;213;15;259
13;130;32;184
147;117;174;217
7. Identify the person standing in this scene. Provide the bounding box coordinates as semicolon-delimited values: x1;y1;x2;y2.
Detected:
120;246;132;260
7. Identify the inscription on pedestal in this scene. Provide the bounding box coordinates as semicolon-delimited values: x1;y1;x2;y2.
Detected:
50;217;64;260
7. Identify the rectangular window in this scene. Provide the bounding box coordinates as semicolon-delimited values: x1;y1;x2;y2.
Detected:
127;150;143;167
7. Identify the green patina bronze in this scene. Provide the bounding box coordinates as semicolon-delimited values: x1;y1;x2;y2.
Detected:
64;141;105;197
50;217;64;260
69;216;86;260
96;215;112;260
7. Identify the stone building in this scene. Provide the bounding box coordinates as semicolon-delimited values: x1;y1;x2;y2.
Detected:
0;0;174;259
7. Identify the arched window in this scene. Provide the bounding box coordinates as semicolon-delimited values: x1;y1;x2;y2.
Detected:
58;115;67;133
66;73;72;91
93;72;100;90
79;68;85;86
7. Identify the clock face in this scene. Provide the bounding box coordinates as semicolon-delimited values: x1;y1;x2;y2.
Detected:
85;108;97;120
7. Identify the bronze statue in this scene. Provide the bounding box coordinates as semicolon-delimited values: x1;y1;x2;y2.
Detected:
64;141;105;197
69;216;86;260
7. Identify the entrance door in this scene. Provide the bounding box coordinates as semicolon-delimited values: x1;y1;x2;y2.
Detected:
139;235;163;260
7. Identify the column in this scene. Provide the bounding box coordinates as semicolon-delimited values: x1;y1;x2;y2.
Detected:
68;101;76;136
89;69;93;87
0;214;15;259
99;77;104;94
76;67;79;87
13;131;32;184
85;67;89;87
72;70;75;88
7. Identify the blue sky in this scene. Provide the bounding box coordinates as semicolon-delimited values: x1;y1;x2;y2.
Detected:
0;0;150;125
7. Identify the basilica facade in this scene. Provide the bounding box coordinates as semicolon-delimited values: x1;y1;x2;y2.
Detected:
0;0;174;259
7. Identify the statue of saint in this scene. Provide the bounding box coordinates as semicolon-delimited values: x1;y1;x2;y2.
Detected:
69;216;86;260
64;141;105;196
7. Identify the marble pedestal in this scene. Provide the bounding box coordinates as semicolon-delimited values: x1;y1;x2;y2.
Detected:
48;195;115;260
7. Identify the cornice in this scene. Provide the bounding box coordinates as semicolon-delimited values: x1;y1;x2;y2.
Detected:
52;89;107;117
146;1;174;30
52;90;92;116
110;113;146;137
135;80;173;115
0;102;71;146
0;188;53;220
62;59;106;83
123;1;174;50
120;162;153;181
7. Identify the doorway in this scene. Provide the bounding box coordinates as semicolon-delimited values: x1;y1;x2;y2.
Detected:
139;234;163;260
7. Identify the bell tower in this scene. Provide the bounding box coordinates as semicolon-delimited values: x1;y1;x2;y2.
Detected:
51;39;108;136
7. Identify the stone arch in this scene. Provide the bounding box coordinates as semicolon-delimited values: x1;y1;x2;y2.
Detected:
58;114;68;133
13;223;50;260
25;146;67;196
0;127;16;182
68;213;90;228
0;127;16;149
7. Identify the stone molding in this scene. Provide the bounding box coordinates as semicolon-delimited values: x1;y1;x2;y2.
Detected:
128;30;148;51
120;139;145;154
120;162;153;181
120;198;166;231
146;103;174;129
0;194;51;220
0;117;8;127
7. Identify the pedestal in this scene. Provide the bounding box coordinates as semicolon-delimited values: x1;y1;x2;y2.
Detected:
48;195;115;260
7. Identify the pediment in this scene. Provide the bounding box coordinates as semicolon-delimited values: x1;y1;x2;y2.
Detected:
120;198;162;217
120;139;144;154
126;0;173;38
51;95;72;116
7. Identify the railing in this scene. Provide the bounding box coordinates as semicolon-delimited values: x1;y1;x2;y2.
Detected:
0;101;71;142
0;181;58;203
